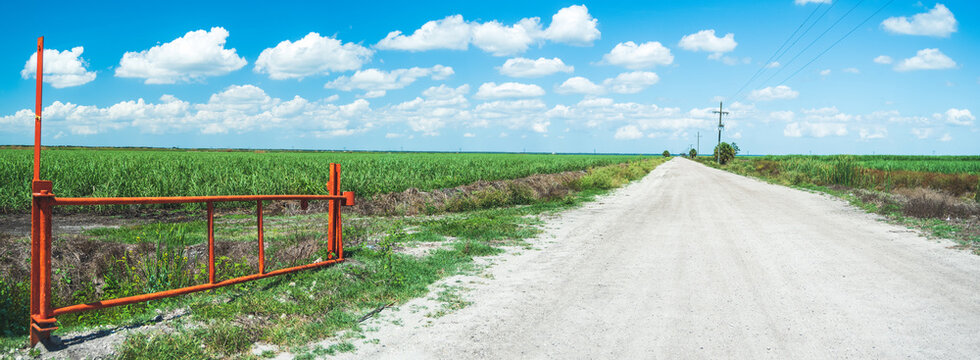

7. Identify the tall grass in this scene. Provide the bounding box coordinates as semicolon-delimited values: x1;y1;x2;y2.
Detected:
758;155;980;174
727;155;979;195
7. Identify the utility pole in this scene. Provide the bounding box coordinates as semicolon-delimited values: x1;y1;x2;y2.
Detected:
712;101;728;147
696;132;701;156
712;102;729;163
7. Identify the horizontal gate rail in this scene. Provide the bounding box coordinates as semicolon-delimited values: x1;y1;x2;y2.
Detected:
51;193;355;205
27;37;354;347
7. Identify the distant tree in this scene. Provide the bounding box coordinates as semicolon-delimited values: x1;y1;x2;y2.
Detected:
714;142;736;164
689;148;697;158
662;150;670;157
731;142;741;154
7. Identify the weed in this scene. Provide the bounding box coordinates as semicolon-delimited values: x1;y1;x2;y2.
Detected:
0;278;30;337
117;332;209;360
427;285;472;318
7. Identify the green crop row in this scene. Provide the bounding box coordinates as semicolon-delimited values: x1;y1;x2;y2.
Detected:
0;149;647;213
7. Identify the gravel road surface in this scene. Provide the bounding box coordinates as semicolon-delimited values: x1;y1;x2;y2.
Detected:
338;157;980;359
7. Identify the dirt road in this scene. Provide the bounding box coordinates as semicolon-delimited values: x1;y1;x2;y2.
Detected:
338;158;980;359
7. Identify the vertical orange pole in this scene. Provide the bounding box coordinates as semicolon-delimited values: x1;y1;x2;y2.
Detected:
327;164;337;258
207;202;215;284
30;183;56;346
29;198;40;345
33;37;43;181
257;200;265;274
335;164;343;259
29;36;56;347
38;197;53;320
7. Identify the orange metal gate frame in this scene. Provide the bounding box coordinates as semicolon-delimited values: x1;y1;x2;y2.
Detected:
27;37;354;346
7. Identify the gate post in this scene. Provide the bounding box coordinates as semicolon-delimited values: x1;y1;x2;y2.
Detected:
327;163;341;258
29;36;58;347
30;181;57;346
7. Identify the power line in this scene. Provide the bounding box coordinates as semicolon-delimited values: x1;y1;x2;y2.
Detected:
731;2;838;101
739;0;867;103
775;0;897;86
768;2;837;72
728;3;826;101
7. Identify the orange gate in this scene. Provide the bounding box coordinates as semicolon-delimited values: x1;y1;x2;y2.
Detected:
27;37;354;346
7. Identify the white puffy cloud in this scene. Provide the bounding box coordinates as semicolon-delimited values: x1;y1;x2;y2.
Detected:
614;125;643;139
474;82;545;99
859;126;887;140
802;106;853;122
499;57;573;78
795;0;831;4
473;99;550;132
910;128;933;139
944;108;974;126
748;85;799;101
873;55;893;64
474;99;547;112
324;65;453;97
842;67;859;74
577;97;615;107
939;133;952;142
115;27;246;84
0;109;35;131
2;84;373;136
376;15;472;51
383;84;471;135
783;122;848;137
881;111;930;124
820;69;831;76
556;72;659;95
375;5;599;56
21;47;97;88
471;18;543;56
678;29;737;59
894;48;956;71
550;98;709;132
769;110;795;122
602;71;659;94
254;32;373;79
540;5;600;45
766;61;780;68
192;85;373;135
421;83;470;102
881;4;957;37
602;41;673;69
556;76;604;95
471;96;719;137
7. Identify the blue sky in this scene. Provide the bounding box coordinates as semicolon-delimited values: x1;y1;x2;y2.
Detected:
1;0;977;154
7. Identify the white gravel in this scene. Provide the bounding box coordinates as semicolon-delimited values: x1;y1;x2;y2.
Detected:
330;157;980;359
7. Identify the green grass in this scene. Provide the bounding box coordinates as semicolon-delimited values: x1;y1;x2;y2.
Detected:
0;157;667;357
0;148;648;213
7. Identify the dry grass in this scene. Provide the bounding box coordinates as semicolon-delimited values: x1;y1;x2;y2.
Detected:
892;188;980;219
346;170;585;216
